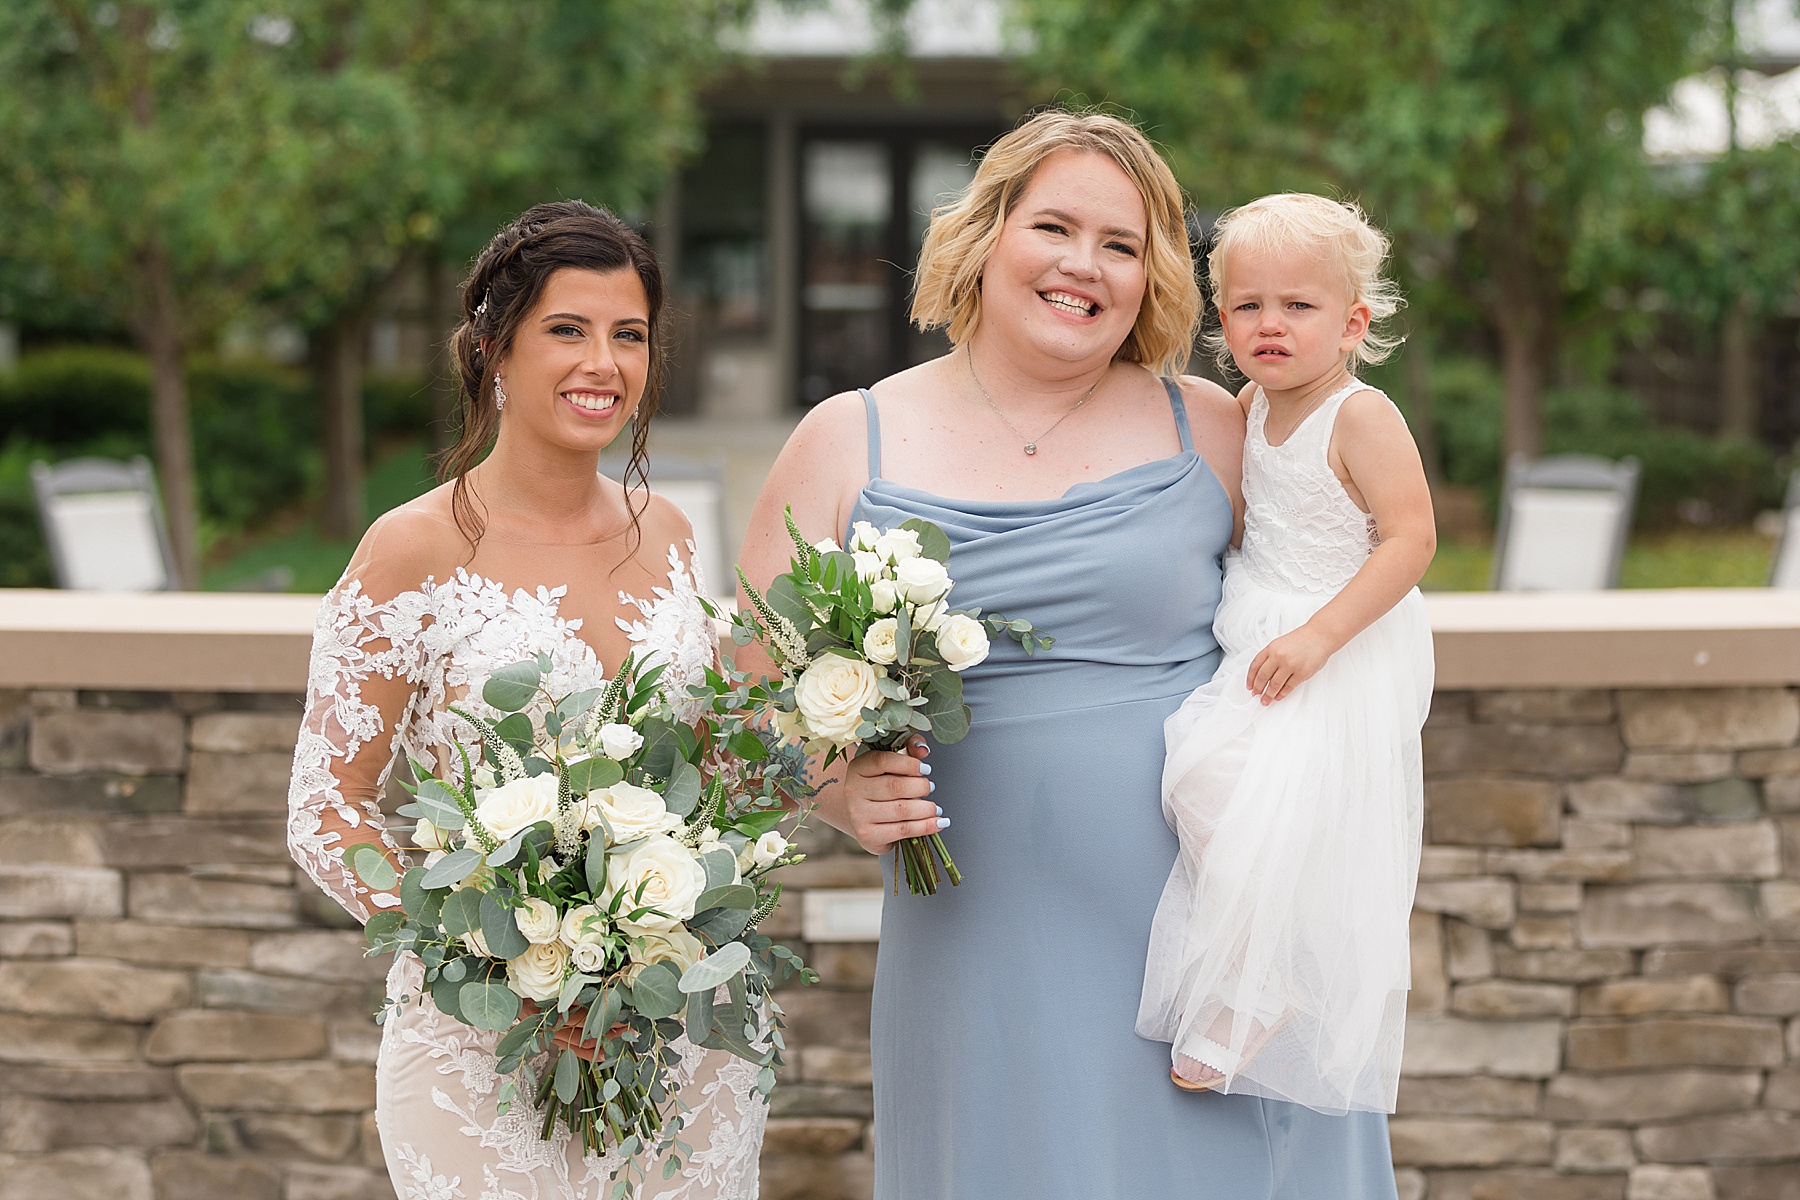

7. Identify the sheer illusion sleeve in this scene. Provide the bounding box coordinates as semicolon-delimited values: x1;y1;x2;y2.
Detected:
286;573;436;923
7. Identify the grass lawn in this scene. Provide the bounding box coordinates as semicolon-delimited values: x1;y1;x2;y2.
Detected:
1423;527;1778;591
202;440;437;593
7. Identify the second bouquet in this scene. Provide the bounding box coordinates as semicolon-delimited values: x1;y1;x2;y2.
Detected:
735;510;1051;895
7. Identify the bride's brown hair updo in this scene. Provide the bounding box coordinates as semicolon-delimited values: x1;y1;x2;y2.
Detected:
439;200;666;548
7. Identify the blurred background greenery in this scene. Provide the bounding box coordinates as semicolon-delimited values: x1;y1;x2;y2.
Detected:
1;0;1796;593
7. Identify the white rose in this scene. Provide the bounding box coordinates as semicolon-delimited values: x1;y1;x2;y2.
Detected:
752;831;790;869
935;613;992;673
460;927;491;958
863;618;899;665
849;520;880;552
569;937;611;974
506;941;568;1003
515;897;562;945
912;598;950;632
627;929;705;979
773;706;807;745
588;782;682;844
471;763;499;791
597;724;644;761
873;528;922;563
894;556;951;604
852;550;884;582
473;774;561;842
559;903;605;947
793;656;882;743
603;834;707;934
812;536;843;554
868;579;899;614
697;826;722;851
412;819;450;851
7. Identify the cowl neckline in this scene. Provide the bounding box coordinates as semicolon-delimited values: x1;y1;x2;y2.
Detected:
860;448;1204;518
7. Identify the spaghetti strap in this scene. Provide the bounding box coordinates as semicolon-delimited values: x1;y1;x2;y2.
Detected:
859;387;882;481
1162;377;1194;453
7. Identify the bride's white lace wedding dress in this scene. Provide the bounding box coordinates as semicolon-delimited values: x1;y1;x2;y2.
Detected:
286;533;767;1199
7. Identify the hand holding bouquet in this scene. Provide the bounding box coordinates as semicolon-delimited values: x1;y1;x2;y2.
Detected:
735;509;1051;895
340;652;813;1192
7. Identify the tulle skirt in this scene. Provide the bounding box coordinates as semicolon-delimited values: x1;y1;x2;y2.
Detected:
1136;557;1433;1115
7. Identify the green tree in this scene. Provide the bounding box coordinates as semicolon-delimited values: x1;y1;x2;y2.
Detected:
1020;0;1715;460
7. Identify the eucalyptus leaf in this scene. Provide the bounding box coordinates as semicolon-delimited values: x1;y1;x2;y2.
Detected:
899;518;952;563
766;575;814;633
553;1047;580;1103
343;843;397;891
637;716;682;779
584;837;608;896
420;848;483;889
689;904;752;945
700;849;739;892
694;884;756;914
439;888;484;938
364;910;404;944
479;894;531;961
414;780;466;830
458;980;521;1031
485;827;536;868
630;960;685;1019
663;760;702;817
922;669;971;744
494;1015;539;1061
584;985;624;1042
556;687;604;726
429;971;464;1022
559;972;599;1014
494;712;534;750
685;980;716;1044
894;601;912;666
725;728;770;761
678;942;751;993
482;660;543;713
565;755;623;796
731;809;784;838
440;957;468;983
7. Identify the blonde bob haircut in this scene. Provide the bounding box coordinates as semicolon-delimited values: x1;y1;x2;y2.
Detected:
910;109;1200;377
1204;192;1404;373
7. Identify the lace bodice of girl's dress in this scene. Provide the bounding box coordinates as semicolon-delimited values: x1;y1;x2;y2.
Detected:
1237;379;1381;596
286;538;767;1199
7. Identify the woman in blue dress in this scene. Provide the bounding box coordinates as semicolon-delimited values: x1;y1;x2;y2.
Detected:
739;110;1400;1199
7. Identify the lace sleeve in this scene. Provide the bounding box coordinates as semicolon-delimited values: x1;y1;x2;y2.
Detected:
286;579;435;923
617;538;719;724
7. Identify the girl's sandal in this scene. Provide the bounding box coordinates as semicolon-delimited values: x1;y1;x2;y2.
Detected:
1170;1065;1224;1093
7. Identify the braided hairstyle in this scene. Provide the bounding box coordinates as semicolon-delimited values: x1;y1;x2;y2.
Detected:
439;200;666;549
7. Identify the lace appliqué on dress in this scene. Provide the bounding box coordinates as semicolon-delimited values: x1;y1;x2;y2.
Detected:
289;547;764;1199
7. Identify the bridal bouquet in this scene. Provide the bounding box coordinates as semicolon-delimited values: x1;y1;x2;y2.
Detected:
734;509;1051;895
340;652;813;1186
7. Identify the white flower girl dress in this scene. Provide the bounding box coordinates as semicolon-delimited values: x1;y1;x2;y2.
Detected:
1137;379;1433;1115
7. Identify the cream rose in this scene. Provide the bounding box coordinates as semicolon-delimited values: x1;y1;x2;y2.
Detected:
894;556;951;604
559;903;605;947
862;618;899;665
912;598;950;632
752;831;790;869
626;929;705;981
473;773;561;842
773;706;807;745
411;819;450;851
515;897;562;945
935;613;992;673
603;834;707;934
868;579;899;614
569;937;611;974
849;520;880;552
793;655;882;743
852;550;884;582
597;723;644;761
506;941;568;1003
588;782;682;844
873;528;922;563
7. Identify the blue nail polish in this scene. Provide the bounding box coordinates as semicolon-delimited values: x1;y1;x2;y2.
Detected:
936;816;951;829
929;781;937;794
920;763;933;777
934;804;943;817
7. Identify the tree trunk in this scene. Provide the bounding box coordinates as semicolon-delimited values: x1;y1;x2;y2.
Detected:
1495;313;1546;463
1718;297;1759;442
314;310;369;539
138;244;201;589
1403;327;1445;487
425;250;458;453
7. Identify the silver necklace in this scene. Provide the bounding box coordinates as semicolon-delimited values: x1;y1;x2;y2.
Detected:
966;344;1105;456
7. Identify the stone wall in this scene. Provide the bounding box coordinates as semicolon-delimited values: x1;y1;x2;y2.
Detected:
2;684;1797;1200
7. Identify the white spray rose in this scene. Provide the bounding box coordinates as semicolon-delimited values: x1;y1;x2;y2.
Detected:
812;536;843;554
506;941;568;1003
873;528;922;563
569;937;611;974
473;773;561;842
588;782;682;843
515;897;562;945
935;613;992;673
603;834;708;934
912;598;950;632
559;903;605;947
597;723;644;761
852;550;884;582
793;656;882;743
862;618;900;665
752;831;790;869
460;927;491;958
849;520;881;552
626;929;706;981
411;819;450;851
773;706;807;745
894;556;951;604
471;763;499;791
868;579;899;614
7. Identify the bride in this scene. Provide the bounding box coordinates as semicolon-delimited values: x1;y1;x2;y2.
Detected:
286;201;767;1199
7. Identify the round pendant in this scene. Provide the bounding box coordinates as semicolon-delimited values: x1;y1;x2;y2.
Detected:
1024;443;1037;455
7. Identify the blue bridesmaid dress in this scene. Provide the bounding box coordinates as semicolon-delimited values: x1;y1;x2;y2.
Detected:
848;379;1399;1200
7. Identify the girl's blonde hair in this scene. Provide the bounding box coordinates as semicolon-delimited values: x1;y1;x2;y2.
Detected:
911;109;1200;377
1203;192;1404;373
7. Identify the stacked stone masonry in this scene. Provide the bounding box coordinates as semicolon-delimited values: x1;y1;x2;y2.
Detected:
2;685;1797;1200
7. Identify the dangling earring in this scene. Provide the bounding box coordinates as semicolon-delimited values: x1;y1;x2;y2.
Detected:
493;373;507;412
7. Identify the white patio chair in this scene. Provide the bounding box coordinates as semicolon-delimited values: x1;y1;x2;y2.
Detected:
30;456;178;592
1491;454;1639;591
602;454;731;599
1770;468;1800;590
